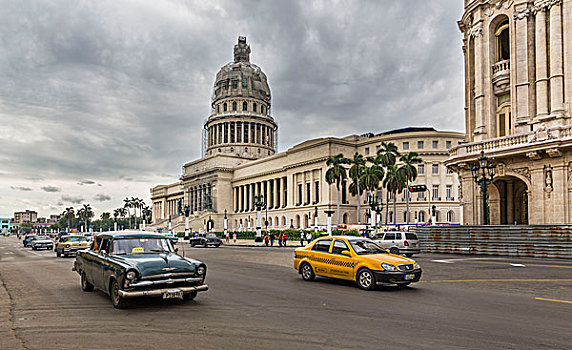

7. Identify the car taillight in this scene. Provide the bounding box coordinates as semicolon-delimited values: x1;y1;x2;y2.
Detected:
404;241;409;246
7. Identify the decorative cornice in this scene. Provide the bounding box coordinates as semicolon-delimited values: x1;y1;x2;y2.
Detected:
514;7;531;20
470;23;483;37
534;0;561;11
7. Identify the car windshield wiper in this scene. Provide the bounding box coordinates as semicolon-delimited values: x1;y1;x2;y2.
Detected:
149;249;170;253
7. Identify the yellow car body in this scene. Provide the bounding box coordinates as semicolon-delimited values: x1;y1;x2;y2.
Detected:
55;235;90;257
294;236;422;290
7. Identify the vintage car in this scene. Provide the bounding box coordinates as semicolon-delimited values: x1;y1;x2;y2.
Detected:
22;234;37;247
73;232;208;308
189;233;222;247
55;235;90;257
31;236;54;250
294;236;422;290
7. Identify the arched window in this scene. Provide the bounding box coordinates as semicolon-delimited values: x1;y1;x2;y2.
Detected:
261;106;265;115
295;215;301;228
419;211;426;222
495;20;509;62
342;213;348;224
253;102;257;112
223;103;227;112
403;211;408;222
269;217;273;226
243;101;248;111
435;211;440;223
447;210;454;222
282;216;286;226
275;216;279;227
232;101;237;111
389;211;393;223
217;105;220;113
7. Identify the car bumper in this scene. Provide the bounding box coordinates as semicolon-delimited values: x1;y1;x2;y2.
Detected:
118;284;208;298
63;247;89;254
33;245;53;249
372;269;422;284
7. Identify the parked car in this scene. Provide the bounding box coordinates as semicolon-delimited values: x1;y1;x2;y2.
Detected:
189;233;222;247
294;236;422;290
23;234;37;247
373;232;420;257
73;231;208;308
55;235;90;257
31;236;54;250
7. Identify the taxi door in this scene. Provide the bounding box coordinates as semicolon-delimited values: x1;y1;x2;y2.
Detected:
328;239;355;280
309;239;333;277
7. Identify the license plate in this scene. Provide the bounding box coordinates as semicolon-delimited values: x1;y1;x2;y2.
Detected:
404;274;415;280
163;289;183;299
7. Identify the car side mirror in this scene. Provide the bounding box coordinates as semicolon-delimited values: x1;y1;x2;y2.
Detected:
100;250;107;256
341;250;351;257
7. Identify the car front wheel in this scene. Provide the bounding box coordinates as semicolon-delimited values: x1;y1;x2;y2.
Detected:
300;262;315;281
389;247;399;255
405;253;413;258
81;271;94;292
110;280;127;309
357;268;376;291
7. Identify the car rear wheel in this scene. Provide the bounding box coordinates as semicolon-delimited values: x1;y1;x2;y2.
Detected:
389;247;399;255
405;253;413;258
357;268;376;291
32;246;37;250
110;280;127;309
81;271;94;292
300;262;315;281
183;291;197;301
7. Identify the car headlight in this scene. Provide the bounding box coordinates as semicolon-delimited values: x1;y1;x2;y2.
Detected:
126;270;137;280
381;263;397;271
65;244;70;248
414;263;421;270
196;266;205;276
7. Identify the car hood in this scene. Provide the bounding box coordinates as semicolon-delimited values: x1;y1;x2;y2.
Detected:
360;253;415;266
111;253;202;277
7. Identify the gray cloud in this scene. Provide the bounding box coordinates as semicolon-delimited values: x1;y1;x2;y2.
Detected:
10;186;33;191
41;186;62;192
77;180;96;186
94;194;111;202
61;195;84;204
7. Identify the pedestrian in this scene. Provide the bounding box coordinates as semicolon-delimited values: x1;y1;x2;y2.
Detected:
300;231;304;246
233;232;237;243
283;232;287;247
225;231;230;244
306;232;312;244
264;234;269;246
278;232;283;247
270;232;275;246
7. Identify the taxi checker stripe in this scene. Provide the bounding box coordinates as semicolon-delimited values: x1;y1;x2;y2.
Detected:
309;256;355;268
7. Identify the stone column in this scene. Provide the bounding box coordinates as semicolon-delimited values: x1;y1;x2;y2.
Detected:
274;178;279;208
535;5;549;119
549;2;565;114
282;177;288;207
234;187;238;212
514;9;531;126
471;22;486;138
506;180;514;224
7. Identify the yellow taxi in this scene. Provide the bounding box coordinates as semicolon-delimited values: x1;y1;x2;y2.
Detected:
294;236;422;290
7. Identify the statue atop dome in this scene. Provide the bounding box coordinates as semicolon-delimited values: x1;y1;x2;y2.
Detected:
233;36;250;63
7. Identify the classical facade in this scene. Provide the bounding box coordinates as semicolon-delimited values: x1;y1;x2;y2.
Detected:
149;37;464;232
447;0;572;224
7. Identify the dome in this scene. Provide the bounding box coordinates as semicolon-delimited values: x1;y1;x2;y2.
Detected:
211;37;271;106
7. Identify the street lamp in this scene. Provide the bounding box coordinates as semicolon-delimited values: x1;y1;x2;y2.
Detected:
223;209;228;239
184;205;190;238
254;195;265;242
471;151;496;225
367;194;383;234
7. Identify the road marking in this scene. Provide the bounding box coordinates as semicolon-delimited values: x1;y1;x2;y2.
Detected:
510;263;526;267
421;278;572;283
431;260;455;263
431;259;572;269
536;297;572;304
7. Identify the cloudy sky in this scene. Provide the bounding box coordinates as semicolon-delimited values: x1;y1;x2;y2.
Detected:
0;0;465;218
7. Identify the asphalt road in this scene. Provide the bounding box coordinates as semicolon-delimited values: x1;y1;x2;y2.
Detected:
1;236;571;350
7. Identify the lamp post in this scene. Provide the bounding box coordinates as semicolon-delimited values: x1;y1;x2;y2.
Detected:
324;210;335;236
314;206;318;233
471;151;496;225
223;209;228;239
254;195;265;242
168;215;172;233
184;205;190;238
367;194;383;235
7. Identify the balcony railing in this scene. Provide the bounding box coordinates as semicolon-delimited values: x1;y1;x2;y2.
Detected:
492;59;510;95
492;60;510;74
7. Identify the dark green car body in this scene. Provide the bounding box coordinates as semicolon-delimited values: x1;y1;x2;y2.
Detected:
73;231;208;308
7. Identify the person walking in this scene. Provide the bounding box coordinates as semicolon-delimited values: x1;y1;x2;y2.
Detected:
264;233;269;247
306;232;312;244
225;231;230;244
270;232;275;246
283;232;287;247
300;231;304;246
278;232;283;247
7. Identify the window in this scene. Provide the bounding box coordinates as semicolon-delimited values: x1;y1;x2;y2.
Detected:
217;105;220;113
432;185;439;200
495;20;509;62
432;164;439;174
244;147;248;152
395;232;402;240
418;191;426;200
306;183;311;204
223;103;227;112
261;106;265;114
418;164;425;175
230;147;234;153
297;184;303;205
364;147;370;155
232;80;238;89
417;141;424;149
403;142;409;150
384;232;395;240
242;101;248;111
419;211;426;222
376;145;381;152
446;141;451;149
232;101;237;111
432;140;438;149
314;181;319;203
312;239;332;252
446;167;453;174
253;103;257;112
447;211;454;222
332;240;349;255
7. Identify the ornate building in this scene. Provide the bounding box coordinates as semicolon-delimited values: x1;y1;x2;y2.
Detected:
149;37;464;232
447;0;572;224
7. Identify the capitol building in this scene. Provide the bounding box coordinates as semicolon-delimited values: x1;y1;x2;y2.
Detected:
149;37;464;232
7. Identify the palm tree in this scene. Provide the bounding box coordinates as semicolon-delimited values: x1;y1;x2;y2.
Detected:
143;205;152;224
100;212;111;221
347;153;366;224
62;207;75;231
123;197;133;228
383;165;407;225
325;153;348;225
399;152;423;224
376;142;400;224
78;204;94;232
360;164;385;229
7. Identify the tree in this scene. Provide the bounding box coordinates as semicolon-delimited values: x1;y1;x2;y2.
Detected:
347;153;366;224
77;204;94;232
325;154;348;225
383;165;407;225
143;205;152;224
360;163;385;198
376;142;400;224
399;152;423;224
100;212;111;221
62;207;75;231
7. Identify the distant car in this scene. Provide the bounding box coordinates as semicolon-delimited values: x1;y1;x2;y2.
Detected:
294;236;422;290
372;232;420;257
55;235;90;257
189;233;222;248
23;235;37;247
163;232;179;245
31;236;54;250
73;231;208;308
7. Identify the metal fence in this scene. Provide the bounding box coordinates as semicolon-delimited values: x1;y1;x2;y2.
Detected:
415;225;572;259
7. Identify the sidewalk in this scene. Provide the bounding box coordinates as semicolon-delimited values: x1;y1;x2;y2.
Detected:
0;266;24;349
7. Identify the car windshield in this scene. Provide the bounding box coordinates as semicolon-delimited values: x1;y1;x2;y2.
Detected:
112;238;173;255
206;234;217;238
36;236;49;240
63;236;87;242
349;240;387;255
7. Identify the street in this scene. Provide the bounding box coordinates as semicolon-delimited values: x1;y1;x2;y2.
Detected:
1;236;571;350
